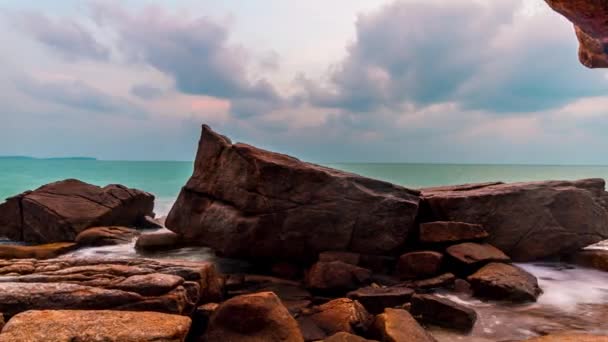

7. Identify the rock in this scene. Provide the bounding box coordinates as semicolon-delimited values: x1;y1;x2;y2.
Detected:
396;251;443;280
324;332;377;342
135;230;186;252
544;0;608;68
142;215;165;228
0;242;77;259
271;262;302;280
453;279;473;295
298;316;327;341
166;125;420;262
467;263;542;303
0;310;191;342
410;294;477;332
320;251;362;265
306;261;372;293
347;286;414;314
205;292;304;342
569;249;608;272
446;243;510;269
370;308;437;342
75;226;140;246
401;273;456;290
419;221;488;244
421;179;608;261
0;257;222;318
524;333;608;341
0;179;154;243
308;298;373;336
189;303;219;341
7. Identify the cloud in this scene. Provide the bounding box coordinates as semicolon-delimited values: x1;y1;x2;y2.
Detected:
91;2;283;117
301;0;608;113
14;75;146;118
130;84;165;100
14;11;110;61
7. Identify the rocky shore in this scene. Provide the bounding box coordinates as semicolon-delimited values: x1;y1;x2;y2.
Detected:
1;125;608;341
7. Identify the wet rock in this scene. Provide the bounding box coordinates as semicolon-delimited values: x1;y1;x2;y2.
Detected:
0;242;77;259
306;261;372;293
135;230;187;252
347;286;414;314
0;310;191;342
410;294;477;332
166;125;420;262
524;333;608;341
370;308;437;342
446;243;510;268
545;0;608;68
320;251;362;265
468;263;542;303
569;249;608;272
0;258;222;317
0;179;154;243
324;332;377;342
189;302;219;341
75;226;139;246
307;298;373;336
205;292;304;342
400;273;456;290
419;221;488;244
453;279;473;295
421;179;608;261
396;251;443;280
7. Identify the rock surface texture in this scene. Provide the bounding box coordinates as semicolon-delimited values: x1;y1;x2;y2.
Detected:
0;257;222;318
371;308;437;342
166;125;420;261
0;310;192;342
545;0;608;68
467;263;542;303
205;292;305;342
0;179;154;243
421;179;608;261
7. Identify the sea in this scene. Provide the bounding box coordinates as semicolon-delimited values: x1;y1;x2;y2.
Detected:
2;158;608;341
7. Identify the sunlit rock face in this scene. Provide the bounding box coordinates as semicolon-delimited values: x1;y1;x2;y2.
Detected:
545;0;608;68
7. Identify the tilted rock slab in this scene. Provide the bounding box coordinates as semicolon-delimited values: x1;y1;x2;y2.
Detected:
545;0;608;68
0;179;154;243
0;310;192;342
421;179;608;261
166;125;420;261
0;257;222;318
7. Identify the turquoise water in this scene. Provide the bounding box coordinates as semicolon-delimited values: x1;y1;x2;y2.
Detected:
2;159;608;215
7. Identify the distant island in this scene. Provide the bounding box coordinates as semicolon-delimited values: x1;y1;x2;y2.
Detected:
0;156;97;161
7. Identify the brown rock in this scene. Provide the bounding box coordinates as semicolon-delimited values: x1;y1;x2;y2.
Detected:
298;316;327;341
419;221;488;244
189;303;219;341
0;242;77;259
402;273;456;290
320;251;362;265
468;263;542;303
0;179;154;243
347;286;414;314
569;249;608;272
446;243;510;267
75;226;139;246
371;308;437;342
0;310;191;342
0;257;222;318
421;179;608;261
135;230;186;252
306;261;372;293
396;251;443;280
410;294;477;332
308;298;373;336
166;125;420;262
545;0;608;68
205;292;304;342
525;333;608;341
324;332;377;342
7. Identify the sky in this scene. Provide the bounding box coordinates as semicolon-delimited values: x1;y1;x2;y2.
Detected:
1;0;608;163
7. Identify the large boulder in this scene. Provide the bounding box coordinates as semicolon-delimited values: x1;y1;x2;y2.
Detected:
306;261;372;293
307;298;373;336
569;249;608;272
544;0;608;68
205;292;304;342
467;263;542;303
0;179;154;243
0;257;222;318
0;310;191;342
396;251;443;280
421;179;608;261
75;226;140;247
166;125;420;261
410;294;477;333
370;308;437;342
